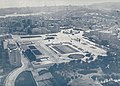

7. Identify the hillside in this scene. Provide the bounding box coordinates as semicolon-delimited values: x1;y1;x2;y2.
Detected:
0;6;81;16
90;2;120;10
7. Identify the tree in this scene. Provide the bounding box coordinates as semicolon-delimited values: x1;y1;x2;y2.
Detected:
100;40;109;46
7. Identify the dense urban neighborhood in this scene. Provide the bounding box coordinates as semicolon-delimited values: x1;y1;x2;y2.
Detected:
0;2;120;86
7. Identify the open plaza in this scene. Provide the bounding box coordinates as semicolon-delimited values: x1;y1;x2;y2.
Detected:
12;29;107;68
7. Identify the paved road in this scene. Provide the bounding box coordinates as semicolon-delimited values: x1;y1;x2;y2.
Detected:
5;53;29;86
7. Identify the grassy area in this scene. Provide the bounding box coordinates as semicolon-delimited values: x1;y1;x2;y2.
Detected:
15;71;37;86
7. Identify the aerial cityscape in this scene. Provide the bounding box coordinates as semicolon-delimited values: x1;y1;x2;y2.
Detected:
0;0;120;86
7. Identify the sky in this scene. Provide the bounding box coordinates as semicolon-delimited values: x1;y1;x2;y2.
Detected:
0;0;120;8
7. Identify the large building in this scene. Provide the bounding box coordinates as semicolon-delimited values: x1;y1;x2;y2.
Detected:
32;27;48;34
47;23;60;33
7;40;21;67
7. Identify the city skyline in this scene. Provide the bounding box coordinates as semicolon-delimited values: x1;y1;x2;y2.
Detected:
0;0;120;8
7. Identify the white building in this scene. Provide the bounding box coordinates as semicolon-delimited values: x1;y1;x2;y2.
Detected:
3;40;8;50
32;27;48;34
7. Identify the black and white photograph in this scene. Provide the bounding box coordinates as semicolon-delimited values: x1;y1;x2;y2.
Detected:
0;0;120;86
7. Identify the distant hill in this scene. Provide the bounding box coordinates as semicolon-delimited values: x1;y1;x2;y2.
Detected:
90;2;120;10
0;6;61;16
0;5;106;17
0;6;81;16
0;2;119;17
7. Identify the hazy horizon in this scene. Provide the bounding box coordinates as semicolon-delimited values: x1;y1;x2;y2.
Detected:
0;0;120;8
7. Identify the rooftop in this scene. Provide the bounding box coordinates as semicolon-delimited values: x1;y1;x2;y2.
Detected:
12;29;106;67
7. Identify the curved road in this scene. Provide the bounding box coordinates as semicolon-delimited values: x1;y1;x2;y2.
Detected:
5;53;29;86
